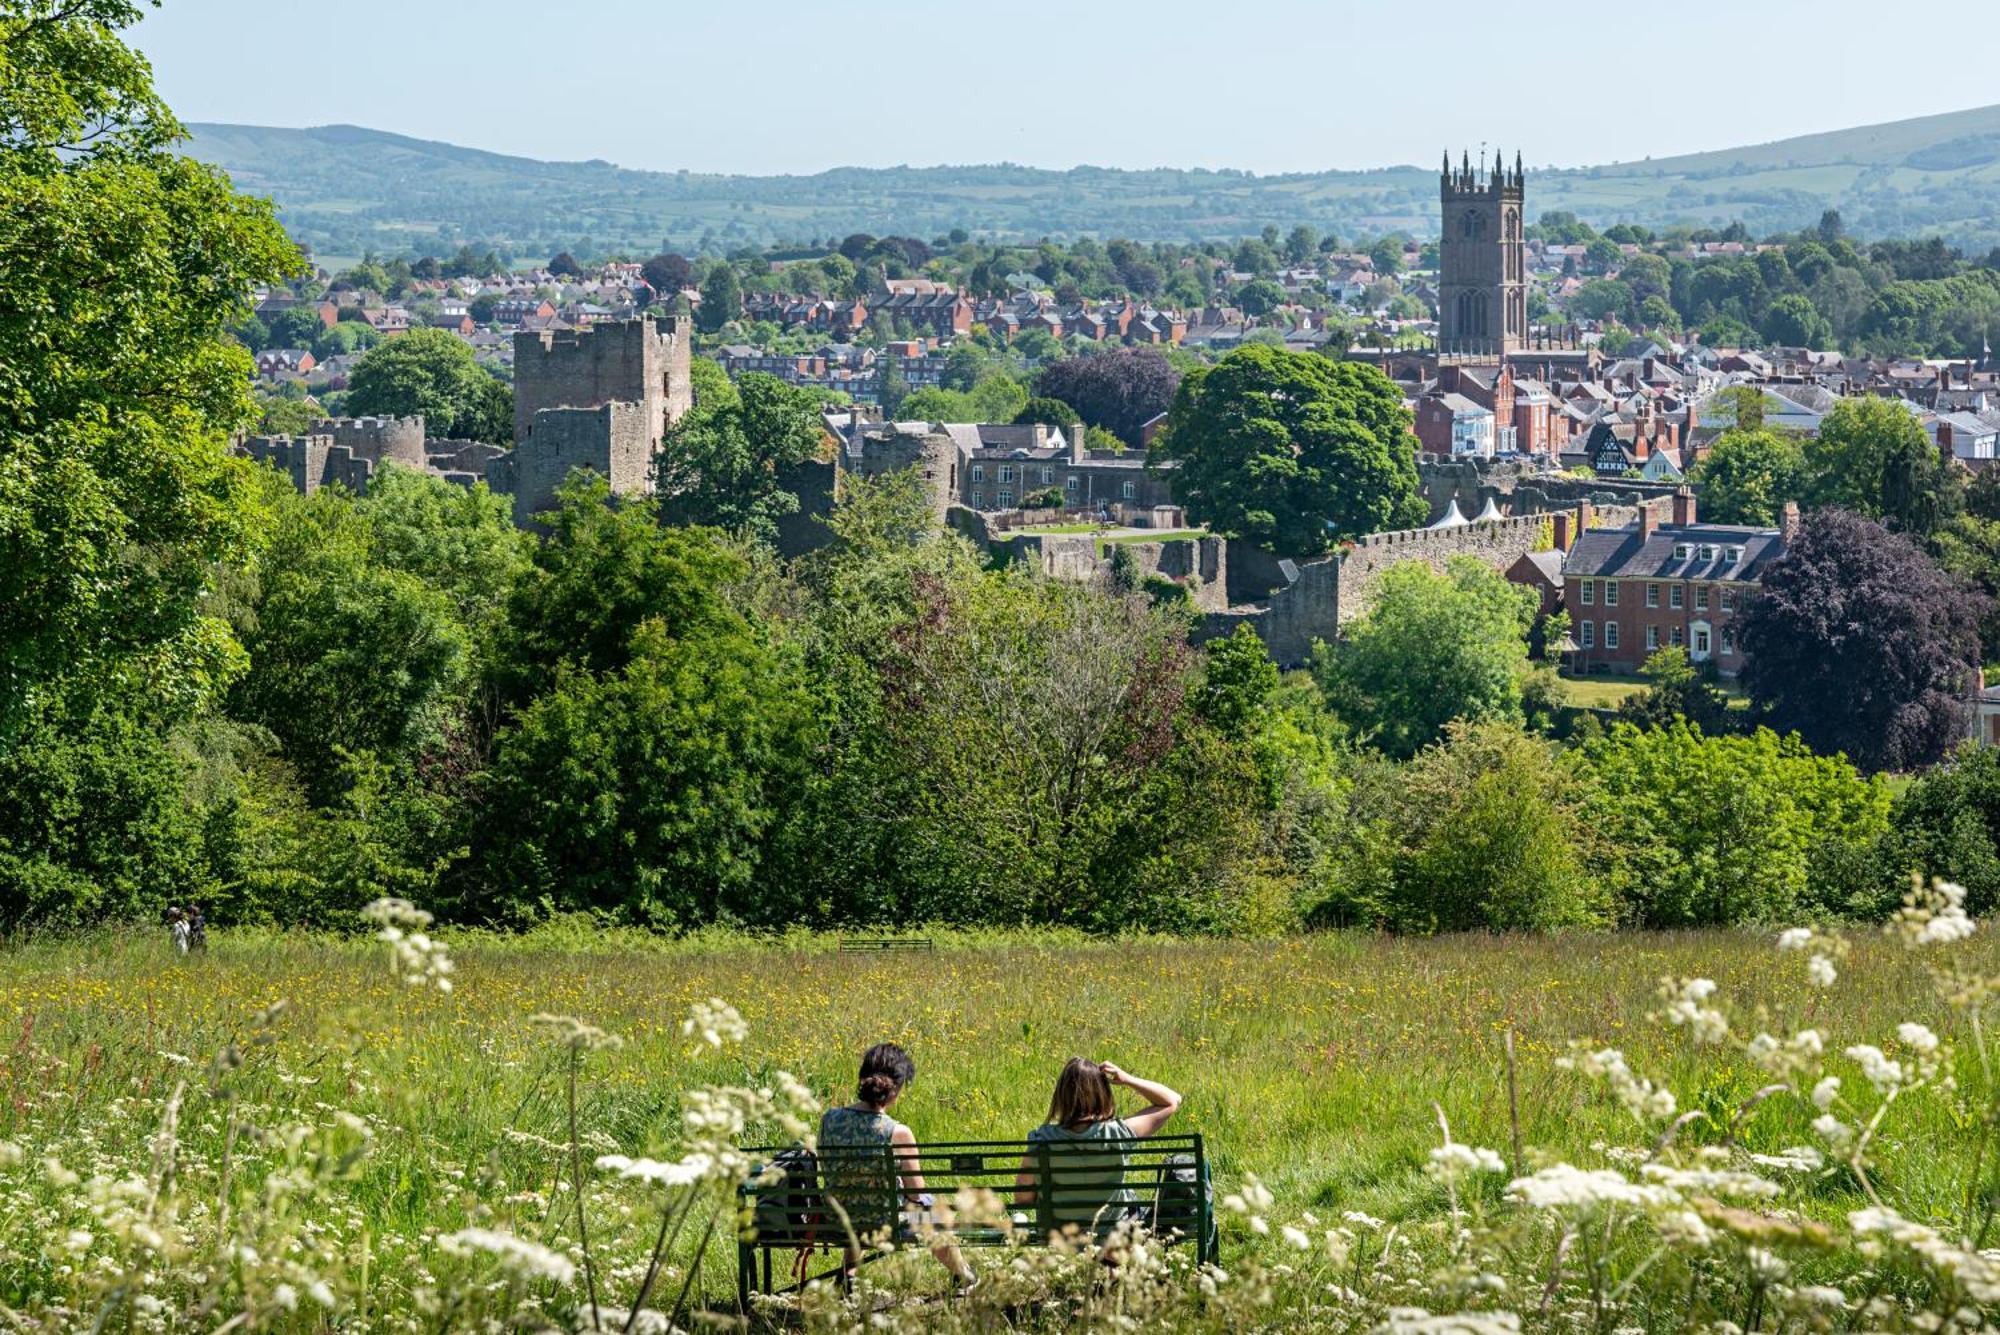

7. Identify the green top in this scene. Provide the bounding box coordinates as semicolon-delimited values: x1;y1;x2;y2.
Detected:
1027;1118;1138;1227
818;1105;902;1233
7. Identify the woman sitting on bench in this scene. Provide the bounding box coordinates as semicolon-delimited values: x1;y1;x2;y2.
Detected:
1014;1058;1182;1233
819;1042;978;1294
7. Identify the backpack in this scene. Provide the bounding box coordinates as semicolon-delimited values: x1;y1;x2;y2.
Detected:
752;1147;821;1245
1150;1153;1215;1257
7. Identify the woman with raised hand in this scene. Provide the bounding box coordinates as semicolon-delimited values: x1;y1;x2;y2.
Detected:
1014;1057;1181;1232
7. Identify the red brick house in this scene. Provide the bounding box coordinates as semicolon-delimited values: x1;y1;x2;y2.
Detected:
1562;491;1795;678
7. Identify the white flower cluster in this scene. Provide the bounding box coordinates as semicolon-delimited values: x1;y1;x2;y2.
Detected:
1558;1044;1676;1121
1843;1044;1904;1095
1850;1207;2000;1303
1775;926;1841;986
527;1013;623;1051
1426;1144;1508;1184
1505;1164;1679;1210
1374;1309;1523;1334
1889;878;1977;947
1745;1027;1823;1079
1658;977;1729;1044
360;897;454;993
681;997;749;1049
438;1226;575;1284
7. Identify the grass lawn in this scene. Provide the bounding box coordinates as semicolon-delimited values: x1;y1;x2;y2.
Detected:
0;925;1989;1324
1009;523;1108;536
1556;670;1647;709
1095;530;1208;553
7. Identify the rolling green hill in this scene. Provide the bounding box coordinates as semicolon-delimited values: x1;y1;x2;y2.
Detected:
184;105;2000;263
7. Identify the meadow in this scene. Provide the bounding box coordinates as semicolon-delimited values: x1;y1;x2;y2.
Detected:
2;905;1996;1330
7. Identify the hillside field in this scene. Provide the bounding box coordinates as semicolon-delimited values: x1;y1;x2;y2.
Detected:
1;924;1991;1327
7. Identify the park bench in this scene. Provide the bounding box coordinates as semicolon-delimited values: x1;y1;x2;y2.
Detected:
737;1133;1215;1305
836;937;935;954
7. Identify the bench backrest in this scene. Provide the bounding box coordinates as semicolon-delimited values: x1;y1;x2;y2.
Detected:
836;937;935;953
742;1134;1208;1247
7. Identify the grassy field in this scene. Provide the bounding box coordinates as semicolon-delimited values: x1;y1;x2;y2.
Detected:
0;921;1993;1328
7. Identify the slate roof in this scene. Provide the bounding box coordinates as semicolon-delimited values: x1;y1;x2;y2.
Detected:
1563;522;1785;582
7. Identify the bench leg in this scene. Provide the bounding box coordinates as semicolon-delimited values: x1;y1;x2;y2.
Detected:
737;1242;753;1312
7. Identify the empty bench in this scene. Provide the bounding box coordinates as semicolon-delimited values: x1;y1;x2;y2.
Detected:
836;937;935;954
738;1133;1215;1304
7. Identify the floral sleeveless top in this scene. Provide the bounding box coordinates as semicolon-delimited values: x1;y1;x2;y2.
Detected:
818;1106;902;1231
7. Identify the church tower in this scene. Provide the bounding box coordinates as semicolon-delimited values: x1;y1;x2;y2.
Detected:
1438;149;1526;358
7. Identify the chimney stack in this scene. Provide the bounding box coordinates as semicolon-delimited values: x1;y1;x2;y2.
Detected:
1067;422;1086;459
1639;501;1659;542
1671;485;1696;527
1576;499;1594;537
1779;499;1801;543
1551;510;1575;552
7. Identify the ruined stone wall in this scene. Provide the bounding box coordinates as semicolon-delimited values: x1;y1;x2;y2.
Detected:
238;434;374;496
850;426;957;527
512;316;692;449
509;401;652;526
314;414;427;469
1418;457;1680;523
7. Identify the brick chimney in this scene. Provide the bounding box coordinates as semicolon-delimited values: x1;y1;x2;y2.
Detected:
1684;400;1698;434
1575;498;1595;537
1780;499;1801;543
1067;422;1086;460
1671;485;1696;527
1551;510;1574;552
1639;501;1659;542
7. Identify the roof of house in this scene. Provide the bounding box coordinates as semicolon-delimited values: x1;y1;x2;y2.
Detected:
1563;522;1785;582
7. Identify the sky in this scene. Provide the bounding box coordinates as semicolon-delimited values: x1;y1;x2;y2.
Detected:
133;0;2000;177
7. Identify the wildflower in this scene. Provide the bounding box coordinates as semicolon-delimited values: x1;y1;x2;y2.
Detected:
1659;977;1730;1043
274;1283;298;1311
439;1227;577;1284
1776;927;1814;952
1427;1144;1508;1181
1746;1247;1789;1282
1506;1164;1677;1209
1560;1045;1677;1121
1811;1114;1854;1152
1374;1308;1523;1333
1811;1076;1840;1110
596;1154;710;1188
1896;1022;1939;1054
1639;1164;1780;1199
1807;954;1838;988
0;1140;19;1168
1844;1044;1903;1094
1749;1146;1823;1172
1889;879;1978;947
1343;1210;1385;1229
681;997;748;1049
528;1014;623;1051
362;898;455;993
1657;1210;1714;1248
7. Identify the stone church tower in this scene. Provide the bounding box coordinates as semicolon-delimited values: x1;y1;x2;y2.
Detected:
1438;149;1526;357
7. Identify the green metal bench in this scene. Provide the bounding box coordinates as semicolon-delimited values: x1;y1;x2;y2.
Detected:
737;1133;1215;1306
836;937;935;954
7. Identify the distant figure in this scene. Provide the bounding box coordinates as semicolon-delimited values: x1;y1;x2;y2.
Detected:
818;1042;977;1294
186;904;207;954
165;905;189;955
1014;1058;1181;1232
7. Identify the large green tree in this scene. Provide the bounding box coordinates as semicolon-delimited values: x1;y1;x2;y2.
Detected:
0;0;299;733
1315;557;1538;759
1152;345;1425;555
1688;427;1807;525
345;328;512;442
656;371;827;539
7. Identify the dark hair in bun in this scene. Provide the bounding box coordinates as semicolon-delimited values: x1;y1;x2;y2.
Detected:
856;1042;915;1107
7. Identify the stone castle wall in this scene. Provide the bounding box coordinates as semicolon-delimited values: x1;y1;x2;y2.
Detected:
512;316;691;448
508;401;653;526
239;433;374;497
314;414;427;469
1418;457;1679;523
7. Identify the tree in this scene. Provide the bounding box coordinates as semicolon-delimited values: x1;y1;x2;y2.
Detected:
1880;743;2000;918
345;328;513;442
1236;279;1286;318
1688;427;1806;525
1367;238;1402;277
1737;509;1986;773
1152;345;1425;555
0;0;299;732
698;263;743;333
1761;293;1833;349
641;251;692;295
354;464;531;633
1035;348;1181;446
477;615;812;928
1195;623;1279;739
1804;394;1958;535
1614;647;1736;735
1013;396;1081;427
1334;720;1604;934
1577;721;1890;926
1315;557;1539;759
655;371;826;540
548;251;583;277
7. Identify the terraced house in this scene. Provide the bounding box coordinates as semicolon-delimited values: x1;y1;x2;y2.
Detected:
1561;490;1794;677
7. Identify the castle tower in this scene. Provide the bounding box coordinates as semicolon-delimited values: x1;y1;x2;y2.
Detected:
1438;149;1526;358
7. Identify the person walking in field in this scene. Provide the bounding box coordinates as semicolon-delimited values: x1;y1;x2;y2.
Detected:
819;1042;978;1295
186;904;207;954
166;906;190;955
1013;1058;1182;1233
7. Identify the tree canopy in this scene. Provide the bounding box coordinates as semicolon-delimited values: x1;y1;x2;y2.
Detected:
345;329;511;442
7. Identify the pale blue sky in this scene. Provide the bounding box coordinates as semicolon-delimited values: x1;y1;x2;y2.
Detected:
133;0;2000;176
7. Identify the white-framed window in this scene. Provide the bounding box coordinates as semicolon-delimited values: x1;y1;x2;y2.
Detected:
1669;585;1684;610
998;464;1015;483
997;489;1013;509
971;464;985;482
1671;625;1684;647
1604;581;1619;606
1604;621;1620;649
1580;579;1595;606
1694;626;1711;656
1674;543;1691;560
1579;620;1595;649
1041;467;1055;484
1696;585;1710;611
1646;584;1660;608
1122;481;1137;500
970;490;983;508
1721;587;1735;611
1646;625;1659;650
1065;475;1080;492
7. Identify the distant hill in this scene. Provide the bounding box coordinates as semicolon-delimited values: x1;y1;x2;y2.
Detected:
183;105;2000;263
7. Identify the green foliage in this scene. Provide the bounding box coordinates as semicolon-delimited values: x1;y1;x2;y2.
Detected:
1615;647;1736;736
1573;722;1890;926
656;371;826;540
1013;395;1081;427
345;329;512;441
697;262;743;332
1315;558;1539;759
1880;743;2000;916
1196;624;1280;740
354;463;530;632
1688;427;1806;525
1153;345;1424;555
